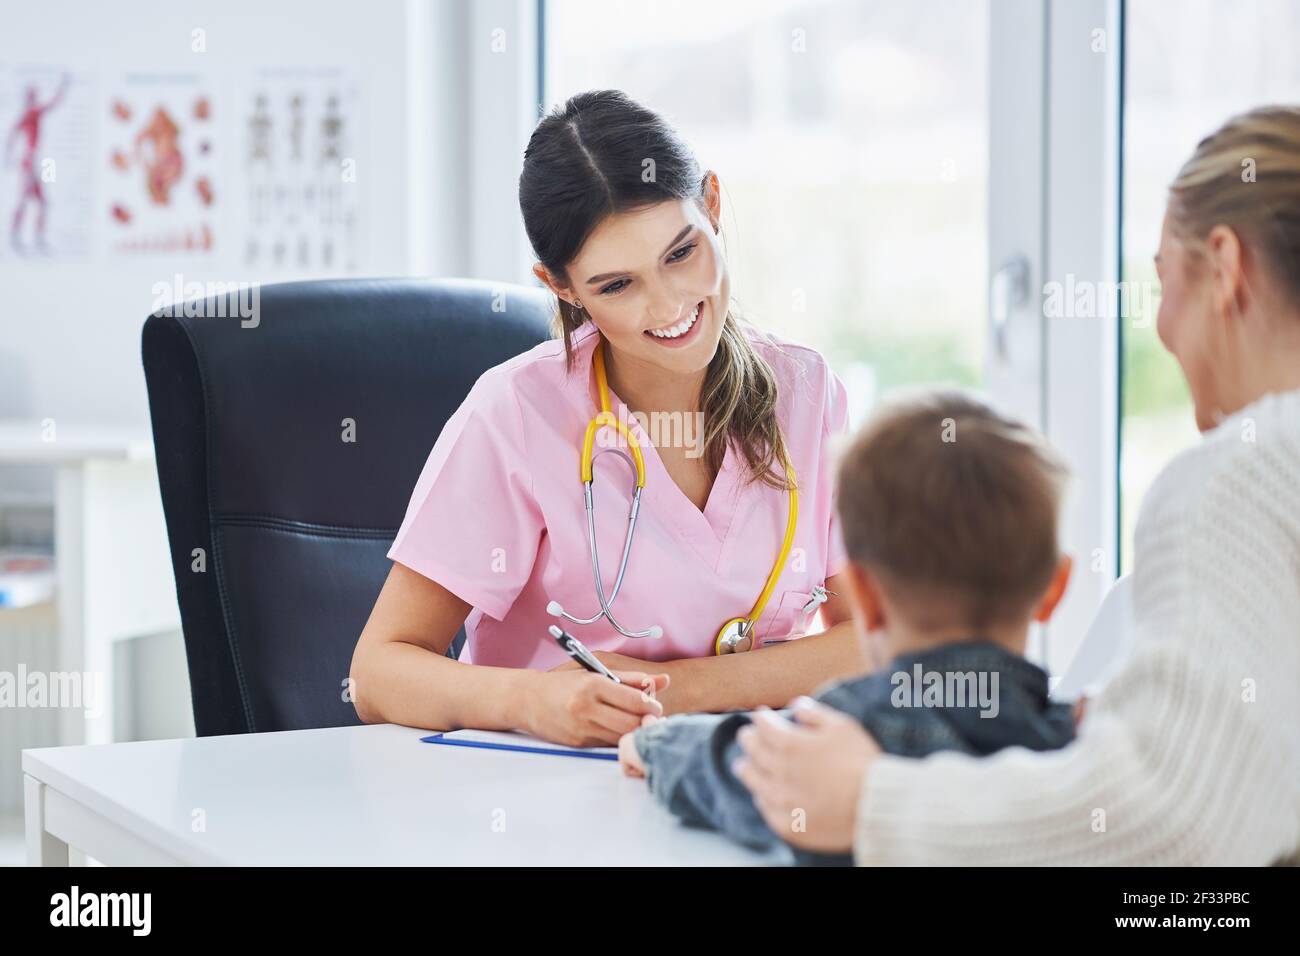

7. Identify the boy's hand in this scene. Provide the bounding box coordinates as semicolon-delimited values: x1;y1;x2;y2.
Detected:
617;711;664;777
618;731;646;777
1073;694;1089;727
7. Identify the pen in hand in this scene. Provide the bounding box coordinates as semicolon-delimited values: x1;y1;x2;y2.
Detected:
546;626;664;708
548;625;622;683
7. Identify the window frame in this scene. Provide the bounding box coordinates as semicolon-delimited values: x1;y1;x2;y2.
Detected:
987;0;1122;674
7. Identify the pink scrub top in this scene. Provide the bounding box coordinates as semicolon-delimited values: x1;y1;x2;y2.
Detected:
387;320;850;670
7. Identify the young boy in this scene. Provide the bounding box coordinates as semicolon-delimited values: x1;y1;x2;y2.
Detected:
618;390;1079;865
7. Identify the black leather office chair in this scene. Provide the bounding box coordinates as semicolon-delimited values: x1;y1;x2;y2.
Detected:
142;278;552;736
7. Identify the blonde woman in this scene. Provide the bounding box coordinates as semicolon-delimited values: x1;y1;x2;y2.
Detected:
736;106;1300;866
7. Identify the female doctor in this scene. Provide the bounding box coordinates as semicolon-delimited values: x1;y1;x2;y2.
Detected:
350;90;864;746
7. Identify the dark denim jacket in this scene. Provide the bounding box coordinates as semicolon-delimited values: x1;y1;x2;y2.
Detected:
633;639;1076;865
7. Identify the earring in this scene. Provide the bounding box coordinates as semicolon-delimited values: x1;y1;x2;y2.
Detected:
573;299;583;311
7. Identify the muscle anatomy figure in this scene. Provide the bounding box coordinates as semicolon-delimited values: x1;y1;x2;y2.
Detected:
6;74;69;252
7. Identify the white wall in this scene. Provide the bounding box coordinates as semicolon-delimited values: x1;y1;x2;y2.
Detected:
0;0;483;501
0;1;515;770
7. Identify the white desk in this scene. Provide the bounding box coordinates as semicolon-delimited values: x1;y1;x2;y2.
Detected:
23;724;780;866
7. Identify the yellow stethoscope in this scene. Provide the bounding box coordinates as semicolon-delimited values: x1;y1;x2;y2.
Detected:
544;338;800;654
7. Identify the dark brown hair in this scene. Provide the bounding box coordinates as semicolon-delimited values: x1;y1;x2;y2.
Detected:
836;390;1069;631
518;89;791;490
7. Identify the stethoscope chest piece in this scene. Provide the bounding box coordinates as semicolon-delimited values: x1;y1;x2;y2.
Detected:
715;617;754;655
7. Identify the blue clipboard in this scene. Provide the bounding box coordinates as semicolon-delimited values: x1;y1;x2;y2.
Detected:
421;732;618;761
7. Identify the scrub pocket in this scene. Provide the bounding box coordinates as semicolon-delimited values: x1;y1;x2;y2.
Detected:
759;588;819;645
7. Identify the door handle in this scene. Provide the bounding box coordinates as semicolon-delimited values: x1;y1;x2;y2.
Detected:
990;255;1030;362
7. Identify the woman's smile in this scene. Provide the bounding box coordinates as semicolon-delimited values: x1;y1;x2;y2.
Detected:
643;299;706;349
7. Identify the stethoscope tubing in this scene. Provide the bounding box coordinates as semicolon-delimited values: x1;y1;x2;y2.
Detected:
549;337;796;650
551;446;660;638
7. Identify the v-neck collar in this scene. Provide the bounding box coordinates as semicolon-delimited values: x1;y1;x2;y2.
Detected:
572;324;742;569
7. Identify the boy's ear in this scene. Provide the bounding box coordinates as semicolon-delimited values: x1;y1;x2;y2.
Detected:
843;561;886;632
1032;555;1073;623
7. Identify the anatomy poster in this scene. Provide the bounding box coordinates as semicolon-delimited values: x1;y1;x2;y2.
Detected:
105;72;216;256
0;66;93;259
239;67;361;273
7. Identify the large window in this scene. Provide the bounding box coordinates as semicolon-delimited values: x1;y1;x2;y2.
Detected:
540;0;1300;665
543;0;988;425
1120;0;1300;570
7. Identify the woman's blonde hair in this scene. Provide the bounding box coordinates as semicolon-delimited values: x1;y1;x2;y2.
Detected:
518;90;793;491
1167;105;1300;304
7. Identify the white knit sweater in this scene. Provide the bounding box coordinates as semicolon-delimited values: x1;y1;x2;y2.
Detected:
855;387;1300;865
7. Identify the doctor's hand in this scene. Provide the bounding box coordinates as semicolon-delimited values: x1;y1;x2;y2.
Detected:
522;668;669;748
551;651;686;712
732;699;880;854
